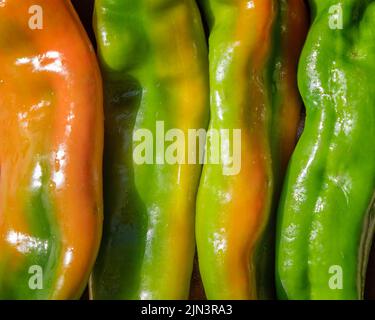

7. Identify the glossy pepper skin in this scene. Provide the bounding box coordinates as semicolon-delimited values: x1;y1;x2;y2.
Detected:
90;0;209;299
0;0;103;299
276;0;375;300
196;0;308;299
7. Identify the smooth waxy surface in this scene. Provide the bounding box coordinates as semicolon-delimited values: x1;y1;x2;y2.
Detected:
0;0;103;299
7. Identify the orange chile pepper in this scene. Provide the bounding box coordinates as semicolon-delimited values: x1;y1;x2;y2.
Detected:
196;0;308;299
0;0;103;299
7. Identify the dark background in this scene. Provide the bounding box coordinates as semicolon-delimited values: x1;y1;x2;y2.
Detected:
72;0;95;46
71;0;375;300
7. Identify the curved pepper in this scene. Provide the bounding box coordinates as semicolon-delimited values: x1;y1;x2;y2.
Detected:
0;0;103;299
276;0;375;300
90;0;209;299
196;0;308;299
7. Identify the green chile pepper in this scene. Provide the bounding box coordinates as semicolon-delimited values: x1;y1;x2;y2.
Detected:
90;0;209;299
276;0;375;300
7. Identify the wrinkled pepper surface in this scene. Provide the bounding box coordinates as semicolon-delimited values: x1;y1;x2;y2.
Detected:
91;0;209;299
276;0;375;300
0;0;103;299
196;0;308;299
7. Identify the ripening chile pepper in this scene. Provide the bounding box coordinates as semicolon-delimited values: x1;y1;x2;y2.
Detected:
196;0;308;299
90;0;209;299
276;0;375;300
0;0;103;299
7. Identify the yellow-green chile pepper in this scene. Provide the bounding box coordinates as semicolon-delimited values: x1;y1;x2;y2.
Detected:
90;0;209;299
